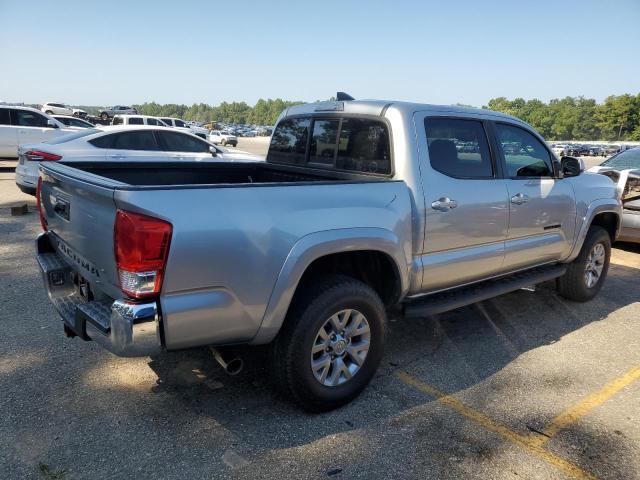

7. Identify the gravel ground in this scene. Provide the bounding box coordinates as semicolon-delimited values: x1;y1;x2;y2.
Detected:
1;171;639;480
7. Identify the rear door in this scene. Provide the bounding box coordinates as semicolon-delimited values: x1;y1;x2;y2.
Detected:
0;108;17;157
104;130;169;162
417;115;510;291
494;122;576;269
11;109;62;146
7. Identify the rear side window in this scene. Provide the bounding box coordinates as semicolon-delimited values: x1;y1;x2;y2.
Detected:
112;117;123;125
425;118;493;178
128;117;144;125
336;119;391;174
110;131;159;151
309;119;339;165
11;109;50;128
158;131;209;152
268;118;310;164
0;109;11;125
89;134;114;148
495;123;553;177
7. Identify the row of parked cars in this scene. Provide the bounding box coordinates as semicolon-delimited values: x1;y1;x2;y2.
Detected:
0;104;261;195
551;143;627;158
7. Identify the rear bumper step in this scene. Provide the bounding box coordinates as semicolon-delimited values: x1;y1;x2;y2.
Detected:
36;233;162;357
404;264;567;318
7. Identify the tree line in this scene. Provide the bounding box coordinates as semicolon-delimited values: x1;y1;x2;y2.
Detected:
483;94;640;141
80;93;640;140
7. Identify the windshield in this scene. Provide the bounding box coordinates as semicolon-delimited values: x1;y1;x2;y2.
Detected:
45;129;100;144
601;148;640;170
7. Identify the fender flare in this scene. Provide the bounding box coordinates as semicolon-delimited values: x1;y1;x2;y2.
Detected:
565;198;622;262
249;227;410;345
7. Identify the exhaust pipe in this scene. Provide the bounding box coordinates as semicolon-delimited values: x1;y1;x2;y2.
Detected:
209;346;243;376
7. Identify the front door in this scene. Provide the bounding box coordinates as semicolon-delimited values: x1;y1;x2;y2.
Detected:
11;109;61;146
417;115;510;292
493;123;576;270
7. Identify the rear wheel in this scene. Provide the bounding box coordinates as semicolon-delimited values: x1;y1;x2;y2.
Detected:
557;226;611;302
271;275;387;412
45;110;53;114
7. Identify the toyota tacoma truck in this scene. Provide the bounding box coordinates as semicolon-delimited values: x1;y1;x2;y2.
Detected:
35;97;622;411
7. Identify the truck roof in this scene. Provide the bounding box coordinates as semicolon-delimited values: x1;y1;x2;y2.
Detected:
283;99;527;126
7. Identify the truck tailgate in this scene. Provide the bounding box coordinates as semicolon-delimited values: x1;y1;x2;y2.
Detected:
40;165;122;300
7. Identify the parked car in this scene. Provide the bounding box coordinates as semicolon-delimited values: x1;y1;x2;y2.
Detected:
34;97;621;411
98;105;138;121
40;102;74;116
551;144;569;157
52;115;95;129
589;147;640;243
0;104;75;169
112;114;169;127
15;126;260;195
209;130;237;146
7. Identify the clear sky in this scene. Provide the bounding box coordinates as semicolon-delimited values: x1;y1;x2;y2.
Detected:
1;0;638;107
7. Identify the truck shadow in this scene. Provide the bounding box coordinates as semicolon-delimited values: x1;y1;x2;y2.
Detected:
142;257;639;470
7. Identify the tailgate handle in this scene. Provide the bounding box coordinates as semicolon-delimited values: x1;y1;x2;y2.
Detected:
54;198;70;220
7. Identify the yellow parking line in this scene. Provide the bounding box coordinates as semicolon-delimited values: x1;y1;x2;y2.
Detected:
531;365;640;447
396;371;597;480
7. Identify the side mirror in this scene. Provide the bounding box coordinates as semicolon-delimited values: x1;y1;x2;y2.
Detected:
209;146;217;157
561;156;584;177
47;119;59;129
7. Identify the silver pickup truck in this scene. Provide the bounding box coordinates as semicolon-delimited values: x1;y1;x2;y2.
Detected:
36;98;622;411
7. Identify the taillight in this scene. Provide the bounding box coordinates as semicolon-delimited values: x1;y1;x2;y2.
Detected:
36;177;47;231
114;209;172;299
24;150;62;162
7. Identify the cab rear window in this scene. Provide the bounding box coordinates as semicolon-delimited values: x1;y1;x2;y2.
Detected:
267;116;391;174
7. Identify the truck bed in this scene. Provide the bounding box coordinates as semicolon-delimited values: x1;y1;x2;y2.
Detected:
59;161;381;187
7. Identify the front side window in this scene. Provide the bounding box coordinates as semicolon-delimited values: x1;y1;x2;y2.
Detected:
112;117;123;125
425;118;493;178
268;117;310;164
175;119;186;128
161;118;173;126
495;123;553;177
146;118;159;126
158;131;209;152
309;119;339;165
110;131;159;151
128;117;144;125
11;109;50;128
337;118;391;174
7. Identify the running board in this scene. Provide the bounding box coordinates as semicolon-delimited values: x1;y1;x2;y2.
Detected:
403;264;567;319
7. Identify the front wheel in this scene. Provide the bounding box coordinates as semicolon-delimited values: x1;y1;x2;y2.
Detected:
557;226;611;302
271;275;387;412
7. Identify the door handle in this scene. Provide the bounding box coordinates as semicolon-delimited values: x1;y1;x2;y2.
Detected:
510;193;529;205
431;197;458;212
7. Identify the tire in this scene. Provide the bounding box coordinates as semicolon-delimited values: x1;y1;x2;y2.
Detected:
270;275;387;412
45;110;53;114
100;112;109;121
557;226;611;302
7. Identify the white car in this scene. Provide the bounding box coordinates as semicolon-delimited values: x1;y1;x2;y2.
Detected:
52;115;96;129
159;116;208;138
208;130;238;147
0;105;75;162
112;114;170;127
41;102;74;116
14;126;261;195
551;144;569;157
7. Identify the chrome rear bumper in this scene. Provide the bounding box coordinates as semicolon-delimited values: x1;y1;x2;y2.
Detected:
36;233;162;357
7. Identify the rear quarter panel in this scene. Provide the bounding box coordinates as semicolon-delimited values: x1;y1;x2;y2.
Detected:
114;181;413;349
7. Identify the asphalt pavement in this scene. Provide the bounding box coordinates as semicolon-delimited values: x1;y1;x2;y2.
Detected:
1;171;639;480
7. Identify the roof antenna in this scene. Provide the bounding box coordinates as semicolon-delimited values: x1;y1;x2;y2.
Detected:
336;92;355;101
